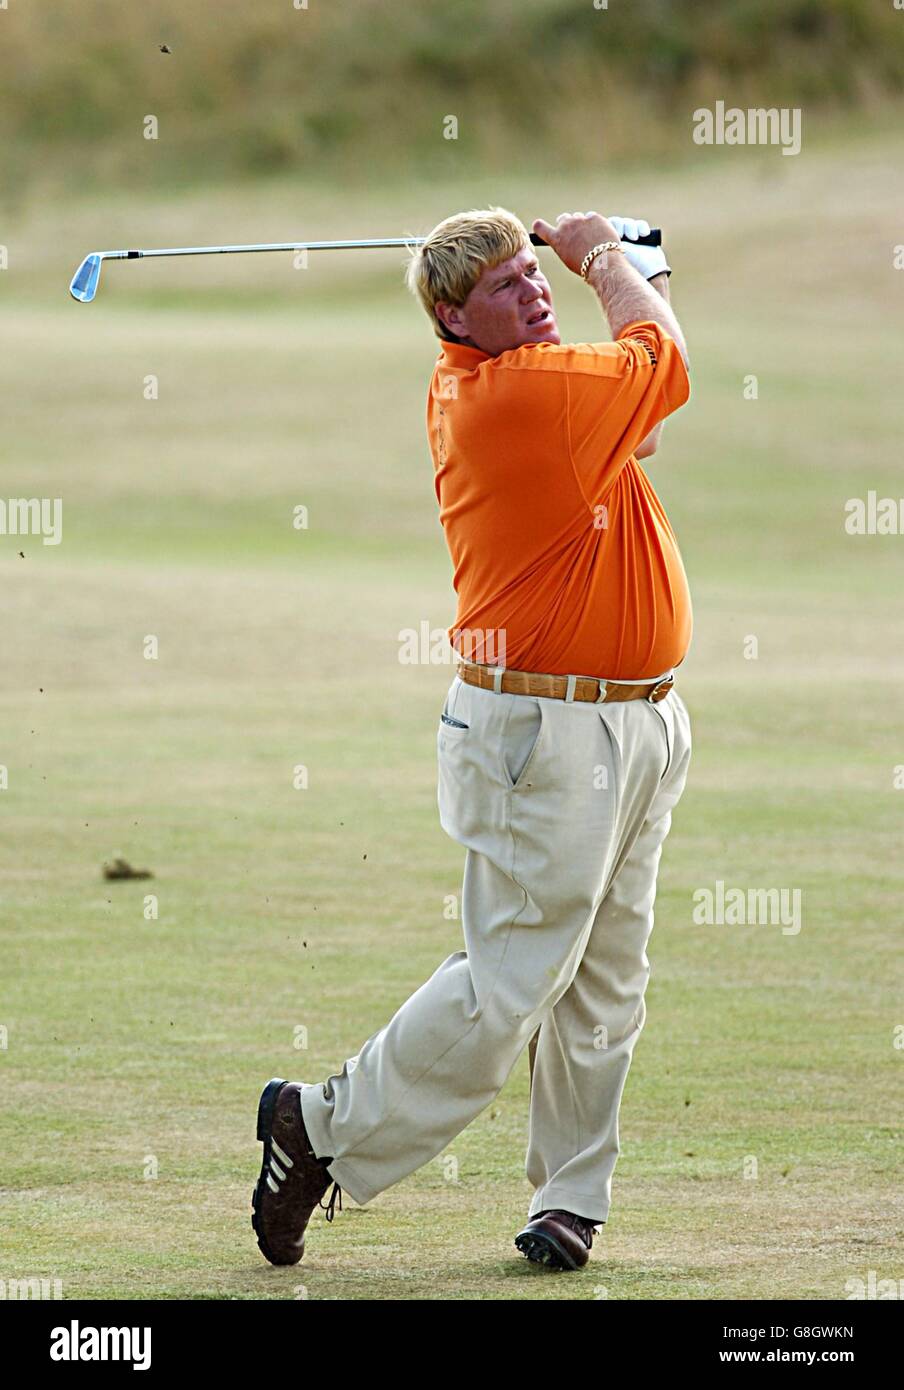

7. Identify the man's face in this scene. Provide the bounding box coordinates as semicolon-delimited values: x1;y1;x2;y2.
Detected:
436;245;560;356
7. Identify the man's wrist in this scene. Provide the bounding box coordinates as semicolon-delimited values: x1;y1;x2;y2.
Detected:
586;251;636;288
579;241;623;281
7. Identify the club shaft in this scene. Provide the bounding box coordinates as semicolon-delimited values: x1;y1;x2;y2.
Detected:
96;228;659;261
102;239;424;261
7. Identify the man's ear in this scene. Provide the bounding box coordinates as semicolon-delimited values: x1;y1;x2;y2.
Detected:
435;300;467;339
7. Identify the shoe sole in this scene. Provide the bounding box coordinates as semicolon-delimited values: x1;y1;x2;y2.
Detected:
251;1076;292;1266
514;1228;583;1271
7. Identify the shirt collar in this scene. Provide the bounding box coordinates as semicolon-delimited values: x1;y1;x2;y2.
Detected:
437;339;490;369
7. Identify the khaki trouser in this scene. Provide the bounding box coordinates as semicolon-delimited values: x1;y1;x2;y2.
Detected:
300;673;692;1223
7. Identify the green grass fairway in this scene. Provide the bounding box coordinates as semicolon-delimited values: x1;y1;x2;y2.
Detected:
2;138;903;1299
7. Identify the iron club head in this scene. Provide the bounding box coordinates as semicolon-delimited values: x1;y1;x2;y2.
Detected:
69;253;104;303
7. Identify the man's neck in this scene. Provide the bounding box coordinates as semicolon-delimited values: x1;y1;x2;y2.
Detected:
443;334;481;351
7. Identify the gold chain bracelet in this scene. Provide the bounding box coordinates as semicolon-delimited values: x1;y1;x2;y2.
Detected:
580;241;624;281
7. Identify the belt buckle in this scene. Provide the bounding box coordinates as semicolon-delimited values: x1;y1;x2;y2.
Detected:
648;675;674;703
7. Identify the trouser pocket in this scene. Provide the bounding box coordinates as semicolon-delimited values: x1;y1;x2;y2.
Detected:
501;696;544;791
648;691;692;793
648;696;674;783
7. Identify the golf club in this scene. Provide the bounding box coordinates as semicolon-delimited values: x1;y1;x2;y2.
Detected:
68;228;662;303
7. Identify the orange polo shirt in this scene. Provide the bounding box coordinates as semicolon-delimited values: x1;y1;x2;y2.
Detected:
427;322;691;680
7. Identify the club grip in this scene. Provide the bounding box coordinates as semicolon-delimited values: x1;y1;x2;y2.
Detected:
530;228;661;248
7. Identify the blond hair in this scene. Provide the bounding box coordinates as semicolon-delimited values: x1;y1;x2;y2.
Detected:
405;207;529;343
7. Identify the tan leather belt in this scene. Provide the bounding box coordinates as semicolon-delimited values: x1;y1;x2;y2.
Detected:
456;659;674;705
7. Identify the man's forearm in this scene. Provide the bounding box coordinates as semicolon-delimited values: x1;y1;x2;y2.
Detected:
588;254;689;368
598;263;682;460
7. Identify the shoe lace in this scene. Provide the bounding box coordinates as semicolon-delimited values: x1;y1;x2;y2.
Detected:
320;1181;343;1223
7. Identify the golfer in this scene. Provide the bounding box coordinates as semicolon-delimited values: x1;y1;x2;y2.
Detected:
252;208;693;1271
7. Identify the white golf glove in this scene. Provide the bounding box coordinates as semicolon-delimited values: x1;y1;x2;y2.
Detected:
606;214;671;279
